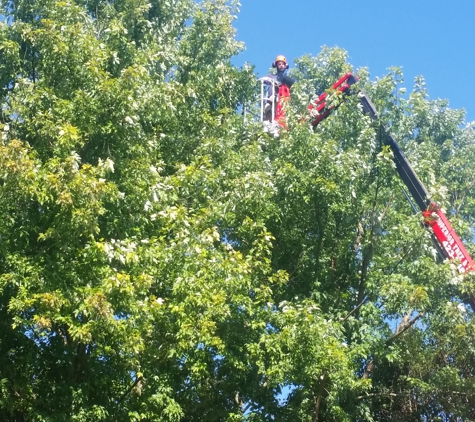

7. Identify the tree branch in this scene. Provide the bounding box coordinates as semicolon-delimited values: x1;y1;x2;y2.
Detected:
356;392;408;400
388;312;424;344
361;312;424;379
340;297;368;323
357;389;475;401
312;374;325;422
361;360;373;379
356;182;381;308
117;376;144;404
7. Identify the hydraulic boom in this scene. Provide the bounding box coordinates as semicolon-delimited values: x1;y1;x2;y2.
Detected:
310;73;475;307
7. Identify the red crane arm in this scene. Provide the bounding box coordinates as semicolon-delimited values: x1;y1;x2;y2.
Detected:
311;73;475;308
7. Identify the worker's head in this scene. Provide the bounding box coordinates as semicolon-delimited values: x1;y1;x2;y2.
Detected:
272;55;289;71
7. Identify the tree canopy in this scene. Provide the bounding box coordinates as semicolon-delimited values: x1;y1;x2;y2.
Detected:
1;0;475;420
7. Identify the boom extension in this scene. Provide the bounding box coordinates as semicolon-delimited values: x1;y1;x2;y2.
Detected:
312;73;475;306
308;73;359;126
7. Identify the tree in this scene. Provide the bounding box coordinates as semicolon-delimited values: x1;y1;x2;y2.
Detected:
1;1;475;420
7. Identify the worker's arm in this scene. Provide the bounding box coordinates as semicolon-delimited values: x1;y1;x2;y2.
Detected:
281;74;295;88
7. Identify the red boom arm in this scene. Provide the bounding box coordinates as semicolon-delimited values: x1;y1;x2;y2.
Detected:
423;204;475;273
311;73;475;308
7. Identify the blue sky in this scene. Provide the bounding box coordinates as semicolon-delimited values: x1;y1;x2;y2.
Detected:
232;0;475;122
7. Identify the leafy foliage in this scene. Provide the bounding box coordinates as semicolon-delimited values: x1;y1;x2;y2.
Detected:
1;1;475;421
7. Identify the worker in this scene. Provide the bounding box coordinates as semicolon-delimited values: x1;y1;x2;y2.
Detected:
264;55;295;120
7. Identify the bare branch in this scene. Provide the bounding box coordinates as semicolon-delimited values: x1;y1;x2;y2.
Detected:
117;376;144;405
361;312;424;380
312;374;325;422
361;360;373;379
340;297;368;323
388;312;424;343
357;392;408;400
